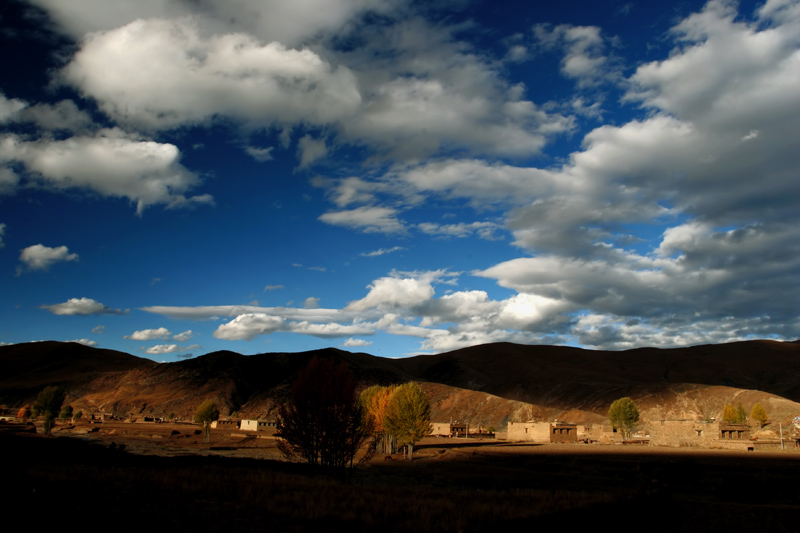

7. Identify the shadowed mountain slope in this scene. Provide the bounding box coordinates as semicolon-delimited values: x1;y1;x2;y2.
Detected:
2;340;799;429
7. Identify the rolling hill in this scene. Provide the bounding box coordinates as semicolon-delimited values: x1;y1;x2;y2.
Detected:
2;339;799;429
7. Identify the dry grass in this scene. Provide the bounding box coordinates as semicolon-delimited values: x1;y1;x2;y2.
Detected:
4;423;800;531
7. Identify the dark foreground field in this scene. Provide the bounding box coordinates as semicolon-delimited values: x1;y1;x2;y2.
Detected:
3;423;800;532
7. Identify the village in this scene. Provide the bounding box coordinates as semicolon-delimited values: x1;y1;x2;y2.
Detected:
24;410;790;454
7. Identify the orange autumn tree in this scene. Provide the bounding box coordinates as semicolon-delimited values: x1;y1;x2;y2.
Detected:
360;385;397;454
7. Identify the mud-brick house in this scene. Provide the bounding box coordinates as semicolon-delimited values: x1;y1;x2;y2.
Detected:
430;422;451;436
240;419;278;435
648;420;754;449
549;421;578;443
211;419;240;430
719;423;751;440
507;421;578;443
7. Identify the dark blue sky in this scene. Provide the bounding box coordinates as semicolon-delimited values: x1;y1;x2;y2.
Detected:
1;0;797;360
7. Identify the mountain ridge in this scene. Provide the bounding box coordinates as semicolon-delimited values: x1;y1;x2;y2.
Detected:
2;339;799;429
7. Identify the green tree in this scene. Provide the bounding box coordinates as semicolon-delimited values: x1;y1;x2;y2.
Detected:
74;410;83;421
608;397;640;441
194;399;219;444
59;404;73;420
750;403;768;427
277;357;374;468
33;386;66;435
383;382;431;460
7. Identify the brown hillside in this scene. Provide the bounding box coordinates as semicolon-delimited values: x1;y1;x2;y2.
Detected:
2;340;800;429
387;340;800;412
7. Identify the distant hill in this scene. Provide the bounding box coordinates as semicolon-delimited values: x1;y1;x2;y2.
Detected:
2;339;799;430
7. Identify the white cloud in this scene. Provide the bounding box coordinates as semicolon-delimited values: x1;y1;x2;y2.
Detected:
213;313;287;340
296;135;327;169
346;270;446;312
173;330;193;342
124;327;172;341
67;338;98;347
319;206;406;234
144;343;201;355
18;100;93;132
0;92;27;122
29;0;392;47
288;321;374;338
339;17;574;159
1;129;211;214
263;284;284;291
417;221;502;240
245;146;274;162
41;297;125;316
343;338;373;347
532;23;619;87
92;325;105;334
61;18;362;131
19;244;79;271
303;297;320;309
360;246;405;257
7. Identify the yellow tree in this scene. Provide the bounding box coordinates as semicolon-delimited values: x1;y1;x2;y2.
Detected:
383;382;431;460
750;403;768;427
360;385;397;454
608;397;640;440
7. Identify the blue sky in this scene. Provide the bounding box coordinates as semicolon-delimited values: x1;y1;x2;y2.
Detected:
1;0;798;361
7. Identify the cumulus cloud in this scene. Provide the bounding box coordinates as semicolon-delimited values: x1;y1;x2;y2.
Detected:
41;298;126;316
213;313;286;341
0;129;211;214
124;327;172;341
61;18;362;131
343;338;373;347
0;93;27;122
346;270;452;312
19;244;79;271
173;330;194;342
67;338;98;346
303;297;320;309
338;16;574;159
18;100;93;132
30;0;391;47
532;23;619;87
